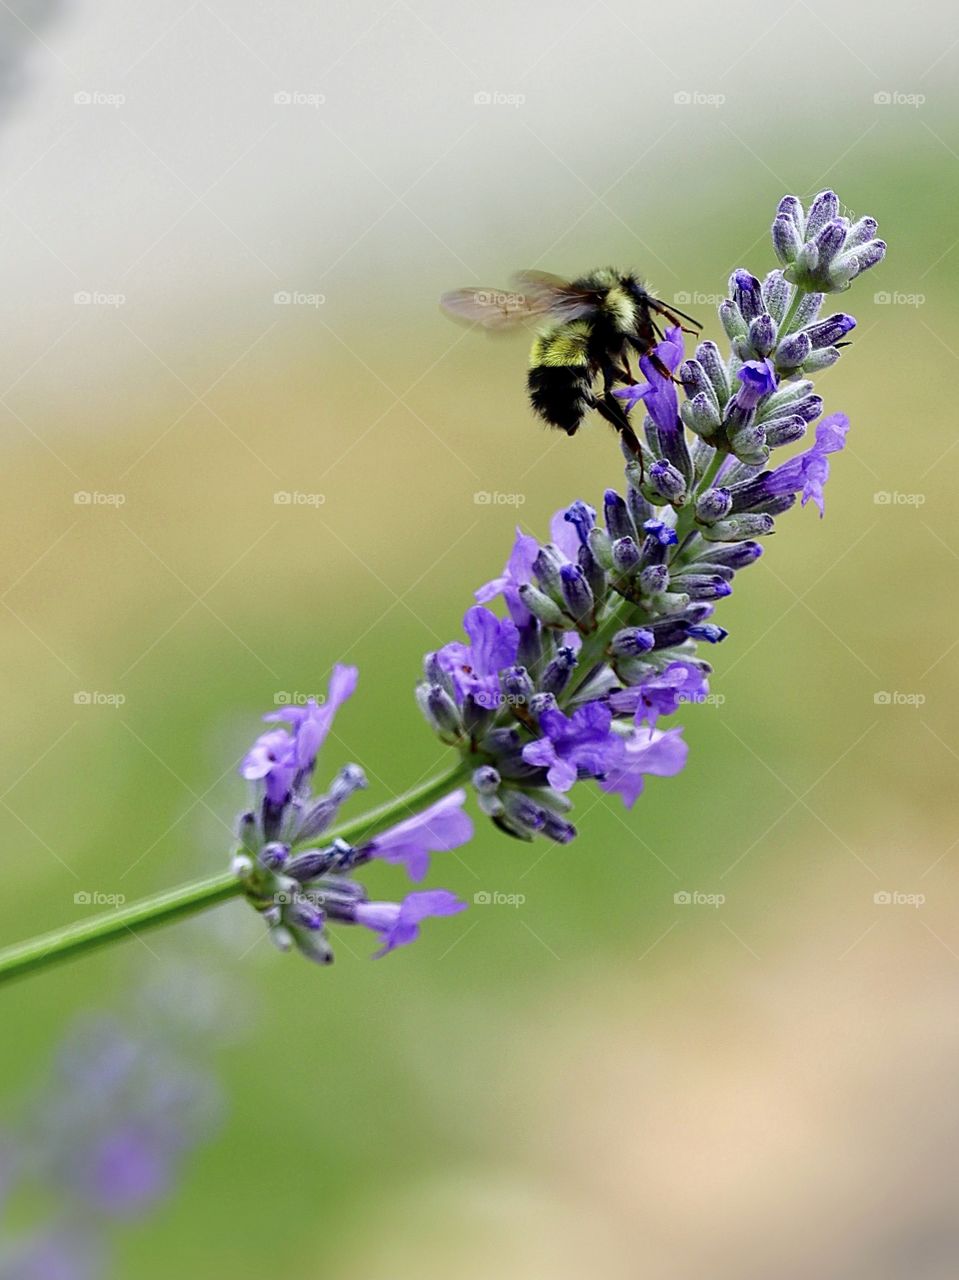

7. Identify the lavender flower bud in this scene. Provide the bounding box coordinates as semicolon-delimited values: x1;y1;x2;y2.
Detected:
540;646;578;697
731;269;764;322
424;684;463;740
803;347;842;371
719;299;746;343
670;574;733;601
726;421;769;466
804;314;856;348
693;540;764;570
500;665;534;706
640;518;678;563
518;583;566;626
681;391;722;437
764;415;807;448
604;488;635;542
695;340;731;406
563;500;596;546
805;190;840;237
626;484;653;530
761;270;791;323
577;543;606;603
609;627;655;657
748;313;777;357
611;536;641;574
695;487;733;523
559;563;594;625
472;765;501;795
702;513;775;541
533;545;565;596
647;460;686;504
587;525;614;571
774;331;811;371
688;624;728;644
772;211;803;266
844;216;878;249
679;358;714;404
639;563;670;595
258;842;289;871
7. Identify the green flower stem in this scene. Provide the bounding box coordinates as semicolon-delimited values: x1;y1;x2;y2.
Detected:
0;758;473;989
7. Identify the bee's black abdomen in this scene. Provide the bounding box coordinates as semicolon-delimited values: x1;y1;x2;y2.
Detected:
527;366;592;436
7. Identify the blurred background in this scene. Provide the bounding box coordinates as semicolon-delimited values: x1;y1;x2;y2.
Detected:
0;0;956;1274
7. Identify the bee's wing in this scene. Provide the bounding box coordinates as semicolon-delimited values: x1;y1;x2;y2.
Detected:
510;270;603;322
439;285;548;331
440;272;601;331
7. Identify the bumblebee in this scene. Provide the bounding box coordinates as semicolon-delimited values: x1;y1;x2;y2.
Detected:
440;268;699;456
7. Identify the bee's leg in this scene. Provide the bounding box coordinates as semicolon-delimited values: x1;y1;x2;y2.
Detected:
592;364;644;476
597;398;644;479
650;352;681;383
650;299;702;334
